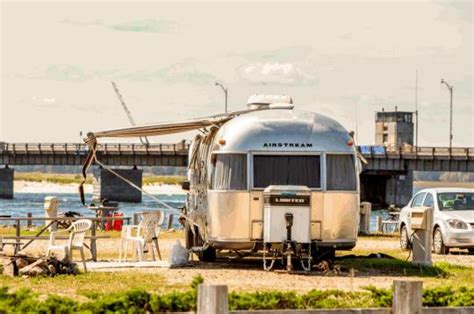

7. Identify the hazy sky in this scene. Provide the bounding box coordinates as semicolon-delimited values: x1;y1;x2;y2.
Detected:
1;1;473;146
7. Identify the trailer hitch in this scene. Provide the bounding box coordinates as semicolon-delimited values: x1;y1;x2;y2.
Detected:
282;213;297;271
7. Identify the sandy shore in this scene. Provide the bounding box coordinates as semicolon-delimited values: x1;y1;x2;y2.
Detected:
14;180;186;195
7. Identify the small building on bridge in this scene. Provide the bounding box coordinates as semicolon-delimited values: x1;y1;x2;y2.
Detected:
375;109;414;147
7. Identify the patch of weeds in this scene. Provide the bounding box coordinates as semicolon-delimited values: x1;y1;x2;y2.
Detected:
338;258;449;277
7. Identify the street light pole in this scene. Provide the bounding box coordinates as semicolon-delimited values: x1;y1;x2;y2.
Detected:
215;81;228;113
440;78;454;150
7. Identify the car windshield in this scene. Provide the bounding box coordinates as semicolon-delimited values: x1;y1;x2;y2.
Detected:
437;192;474;211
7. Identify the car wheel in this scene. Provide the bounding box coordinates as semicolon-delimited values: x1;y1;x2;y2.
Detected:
400;225;411;251
433;227;449;255
468;248;474;255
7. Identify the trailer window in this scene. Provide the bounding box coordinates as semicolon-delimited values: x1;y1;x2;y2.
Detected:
211;154;247;190
253;155;321;188
326;155;356;191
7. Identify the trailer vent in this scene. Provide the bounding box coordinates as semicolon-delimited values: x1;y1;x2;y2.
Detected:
247;94;294;110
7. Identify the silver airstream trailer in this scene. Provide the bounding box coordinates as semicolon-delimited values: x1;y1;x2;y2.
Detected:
184;95;361;269
83;94;361;270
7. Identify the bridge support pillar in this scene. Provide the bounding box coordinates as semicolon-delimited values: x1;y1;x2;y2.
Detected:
93;167;143;203
385;171;413;207
0;167;14;199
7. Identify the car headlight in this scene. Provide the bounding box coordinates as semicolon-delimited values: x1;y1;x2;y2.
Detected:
447;219;468;230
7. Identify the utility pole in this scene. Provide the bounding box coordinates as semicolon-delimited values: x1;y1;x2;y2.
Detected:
215;81;228;113
415;70;418;148
440;79;453;150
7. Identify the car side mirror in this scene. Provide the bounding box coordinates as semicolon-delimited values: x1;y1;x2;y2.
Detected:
181;181;190;191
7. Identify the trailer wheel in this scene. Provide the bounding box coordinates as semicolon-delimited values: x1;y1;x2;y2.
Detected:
184;223;194;250
311;244;335;264
199;246;217;262
193;226;217;262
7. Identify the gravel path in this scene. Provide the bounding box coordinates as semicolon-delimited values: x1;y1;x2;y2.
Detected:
12;233;474;292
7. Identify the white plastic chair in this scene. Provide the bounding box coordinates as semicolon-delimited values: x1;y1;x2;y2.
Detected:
46;219;92;272
119;211;164;262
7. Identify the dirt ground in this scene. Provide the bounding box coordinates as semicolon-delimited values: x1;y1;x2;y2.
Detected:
8;231;474;293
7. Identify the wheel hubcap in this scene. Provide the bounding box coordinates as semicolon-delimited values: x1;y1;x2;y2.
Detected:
400;228;408;248
434;230;443;252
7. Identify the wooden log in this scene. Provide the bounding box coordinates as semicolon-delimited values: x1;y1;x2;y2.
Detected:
197;284;229;314
19;258;47;276
16;258;29;269
392;280;423;314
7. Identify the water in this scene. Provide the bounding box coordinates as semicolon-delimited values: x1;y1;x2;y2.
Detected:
0;192;186;227
0;186;425;232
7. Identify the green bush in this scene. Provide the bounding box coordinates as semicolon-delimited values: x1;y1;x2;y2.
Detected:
363;286;392;307
0;276;472;312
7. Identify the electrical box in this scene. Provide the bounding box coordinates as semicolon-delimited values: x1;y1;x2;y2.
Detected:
263;186;311;243
411;206;431;230
44;196;59;231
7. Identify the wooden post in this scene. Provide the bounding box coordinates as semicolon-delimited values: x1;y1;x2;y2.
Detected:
376;216;383;234
90;220;97;261
27;213;32;229
359;202;371;235
167;214;174;230
197;284;228;314
412;207;433;266
14;219;20;254
133;213;140;225
393;280;423;314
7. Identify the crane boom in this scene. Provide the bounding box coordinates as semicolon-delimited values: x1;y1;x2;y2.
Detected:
111;81;149;145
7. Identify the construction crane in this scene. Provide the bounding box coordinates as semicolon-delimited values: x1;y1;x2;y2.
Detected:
111;81;149;145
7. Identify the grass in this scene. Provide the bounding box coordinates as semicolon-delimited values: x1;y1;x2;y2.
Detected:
15;173;92;185
14;172;186;186
0;272;186;298
143;176;185;186
0;276;472;311
338;257;449;277
0;227;183;238
336;250;474;289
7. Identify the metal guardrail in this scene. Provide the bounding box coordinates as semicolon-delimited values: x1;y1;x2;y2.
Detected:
358;145;474;158
0;142;190;154
1;142;473;158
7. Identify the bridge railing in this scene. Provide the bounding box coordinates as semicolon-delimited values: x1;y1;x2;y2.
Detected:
1;142;472;157
0;142;190;154
359;145;474;157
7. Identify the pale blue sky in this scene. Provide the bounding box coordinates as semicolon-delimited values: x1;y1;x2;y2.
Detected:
1;1;472;146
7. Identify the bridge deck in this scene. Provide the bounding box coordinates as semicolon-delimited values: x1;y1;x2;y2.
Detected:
0;143;473;171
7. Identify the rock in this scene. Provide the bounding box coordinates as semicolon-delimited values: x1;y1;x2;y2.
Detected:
1;258;17;276
28;266;46;277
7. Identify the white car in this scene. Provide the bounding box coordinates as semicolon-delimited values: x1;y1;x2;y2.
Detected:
399;188;474;255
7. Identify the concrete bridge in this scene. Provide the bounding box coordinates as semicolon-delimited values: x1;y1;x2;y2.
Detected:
0;142;188;166
1;142;473;206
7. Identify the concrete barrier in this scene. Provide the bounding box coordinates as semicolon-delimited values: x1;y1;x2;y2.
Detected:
0;167;14;199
